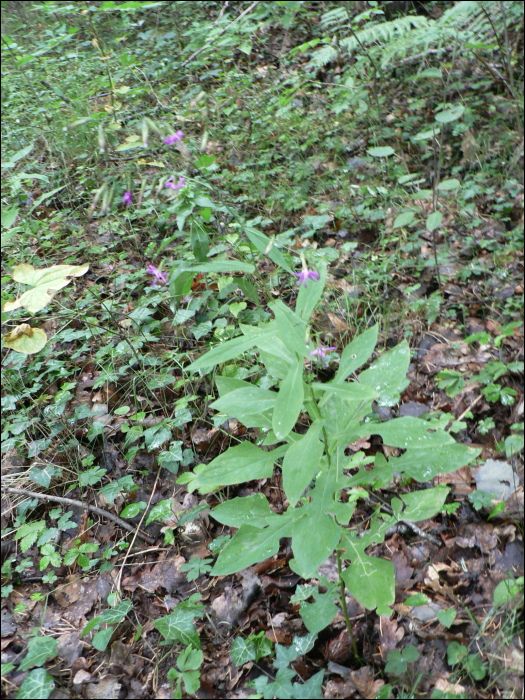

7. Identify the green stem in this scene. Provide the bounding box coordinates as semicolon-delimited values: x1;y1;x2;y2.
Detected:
337;548;360;660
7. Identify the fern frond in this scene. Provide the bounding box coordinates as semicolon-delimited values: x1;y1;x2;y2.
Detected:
339;15;428;53
320;7;348;30
307;44;339;70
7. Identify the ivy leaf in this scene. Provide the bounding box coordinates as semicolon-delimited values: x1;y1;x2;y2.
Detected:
231;637;257;666
180;442;287;494
19;635;58;671
154;607;202;648
16;668;55;700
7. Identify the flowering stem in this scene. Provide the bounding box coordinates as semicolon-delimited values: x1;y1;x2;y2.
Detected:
337;548;360;660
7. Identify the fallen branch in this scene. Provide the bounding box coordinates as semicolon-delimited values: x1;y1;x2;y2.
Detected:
2;486;156;546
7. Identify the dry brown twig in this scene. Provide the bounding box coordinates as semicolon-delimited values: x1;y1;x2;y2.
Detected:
1;486;156;546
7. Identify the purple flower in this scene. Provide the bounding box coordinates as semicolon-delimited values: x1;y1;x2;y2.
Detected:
293;267;320;287
122;190;133;207
147;264;168;286
310;345;336;366
164;130;184;145
165;176;186;191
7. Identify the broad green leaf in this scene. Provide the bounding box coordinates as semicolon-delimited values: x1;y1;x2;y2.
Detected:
436;608;456;628
3;324;47;354
282;420;324;507
116;141;144;151
154;607;202;648
235;276;259;305
229;301;247;318
92;627;115;652
1;206;19;229
231;637;257;665
99;600;132;624
293;670;324;699
177;645;204;672
273;358;304;440
341;538;394;617
169;269;194;308
180;442;287;494
390;486;449;522
256;336;295;380
244;225;292;273
211;494;272;528
355;417;481;481
321;394;373;464
188;323;278;372
416;67;442;78
333;324;378;385
292;509;341;579
358;340;410;406
270;300;308;359
176;260;255;274
215;376;255;397
435;104;464;123
296;261;327;321
414;127;440;141
493;578;524;608
291;469;347;577
120;502;146;518
252;667;296;698
312;381;378;405
426;211;443;232
393;211;416;229
437;178;460;191
405;593;429;606
16;668;54;700
299;586;339;634
211;385;277;418
367;146;395;157
4;263;89;313
212;514;300;575
19;636;58;671
144;424;172;451
145;499;173;526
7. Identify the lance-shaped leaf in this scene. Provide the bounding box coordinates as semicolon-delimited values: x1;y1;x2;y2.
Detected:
175;260;255;274
273;357;304;440
282;420;324;507
333;324;378;385
179;441;287;494
4;263;89;313
358;340;410;406
244;224;292;273
188;323;278;372
212;510;302;576
211;385;277;429
270;300;309;359
211;494;273;529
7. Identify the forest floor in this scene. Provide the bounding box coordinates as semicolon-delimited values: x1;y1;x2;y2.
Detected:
1;2;523;699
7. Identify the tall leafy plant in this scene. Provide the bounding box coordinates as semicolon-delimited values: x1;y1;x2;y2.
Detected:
179;267;480;631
